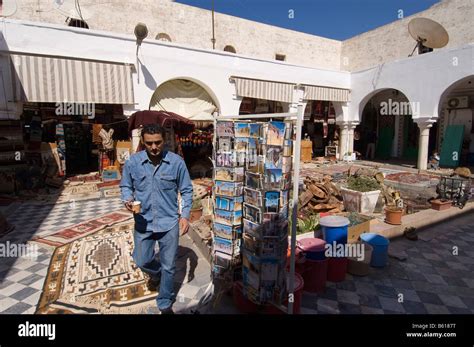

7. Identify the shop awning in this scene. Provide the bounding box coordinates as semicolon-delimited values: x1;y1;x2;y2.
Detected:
303;84;350;102
10;53;134;104
231;76;295;103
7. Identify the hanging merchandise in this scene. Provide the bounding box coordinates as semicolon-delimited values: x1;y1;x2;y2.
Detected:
212;119;294;307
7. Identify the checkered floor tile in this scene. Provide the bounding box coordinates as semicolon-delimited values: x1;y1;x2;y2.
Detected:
299;213;474;314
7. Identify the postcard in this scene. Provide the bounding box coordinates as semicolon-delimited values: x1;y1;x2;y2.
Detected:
216;151;234;168
280;190;289;208
215;196;243;211
214;180;243;197
282;156;292;173
264;169;282;190
243;218;263;238
214;251;232;268
283;140;293;156
243;203;262;224
235;122;250;137
214;208;243;226
249;123;262;138
214;237;234;255
266;121;285;146
244;187;263;207
235;138;248;152
245;172;263;190
217;137;232;152
281;172;292;190
236;151;246;166
246;154;264;174
284;122;293;140
243;234;258;254
216;121;234;137
214;167;244;182
213;223;241;240
265;146;283;169
265;191;280;213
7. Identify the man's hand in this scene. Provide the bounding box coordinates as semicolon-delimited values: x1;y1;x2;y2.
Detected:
124;200;134;212
179;218;190;236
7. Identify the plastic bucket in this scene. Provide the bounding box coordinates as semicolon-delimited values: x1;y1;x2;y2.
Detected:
264;272;304;314
347;242;373;276
327;257;347;282
303;258;328;293
298;238;326;261
360;233;389;268
319;216;349;245
233;281;258;314
286;247;306;275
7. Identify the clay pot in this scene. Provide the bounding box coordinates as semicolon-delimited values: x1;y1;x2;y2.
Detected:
384;207;403;225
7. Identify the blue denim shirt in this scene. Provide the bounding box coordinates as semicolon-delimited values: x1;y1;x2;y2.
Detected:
120;150;193;233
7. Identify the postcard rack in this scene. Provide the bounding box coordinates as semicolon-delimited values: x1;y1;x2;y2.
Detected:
211;106;305;314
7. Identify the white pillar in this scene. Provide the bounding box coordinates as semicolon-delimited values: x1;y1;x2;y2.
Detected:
348;122;358;154
416;121;433;170
338;122;350;160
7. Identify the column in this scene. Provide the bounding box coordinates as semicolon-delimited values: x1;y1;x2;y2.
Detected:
348;122;359;155
416;120;433;170
337;122;350;160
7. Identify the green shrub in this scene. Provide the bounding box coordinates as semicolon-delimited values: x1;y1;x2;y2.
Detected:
347;176;381;192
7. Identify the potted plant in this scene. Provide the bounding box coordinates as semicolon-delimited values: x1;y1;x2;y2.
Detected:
189;198;203;223
384;205;403;225
430;198;452;211
340;176;381;214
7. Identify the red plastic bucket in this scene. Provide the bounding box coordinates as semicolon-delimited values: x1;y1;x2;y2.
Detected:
233;281;258;314
264;272;304;314
286;247;306;275
303;258;328;293
327;257;347;282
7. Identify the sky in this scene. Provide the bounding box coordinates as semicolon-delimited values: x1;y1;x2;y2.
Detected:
174;0;441;40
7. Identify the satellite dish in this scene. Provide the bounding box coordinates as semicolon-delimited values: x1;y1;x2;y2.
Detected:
408;18;449;56
53;0;93;20
0;0;18;17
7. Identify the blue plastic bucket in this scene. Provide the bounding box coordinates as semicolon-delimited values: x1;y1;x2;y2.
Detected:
360;233;389;268
319;216;349;245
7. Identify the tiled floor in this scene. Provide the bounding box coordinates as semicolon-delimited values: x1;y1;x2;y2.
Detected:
0;197;212;314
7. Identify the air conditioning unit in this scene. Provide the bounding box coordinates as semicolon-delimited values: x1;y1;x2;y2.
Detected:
447;96;469;109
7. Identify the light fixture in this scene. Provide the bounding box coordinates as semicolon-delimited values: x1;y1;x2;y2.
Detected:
134;23;148;46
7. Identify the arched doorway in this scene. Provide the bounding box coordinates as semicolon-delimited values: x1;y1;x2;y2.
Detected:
437;75;474;167
359;89;420;163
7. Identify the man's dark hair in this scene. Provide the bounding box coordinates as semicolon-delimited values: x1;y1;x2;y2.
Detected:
141;123;165;138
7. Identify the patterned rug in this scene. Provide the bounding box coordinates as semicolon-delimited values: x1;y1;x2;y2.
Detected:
36;222;156;314
103;187;121;198
29;210;132;248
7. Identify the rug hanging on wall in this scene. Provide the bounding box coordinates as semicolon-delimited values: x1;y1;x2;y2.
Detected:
29;210;132;249
36;222;156;314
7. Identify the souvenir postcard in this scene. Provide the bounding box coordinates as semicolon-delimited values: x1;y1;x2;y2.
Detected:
217;137;233;152
245;171;263;190
214;208;243;226
246;154;264;174
280;190;289;208
283;140;293;156
215;195;243;211
243;203;262;224
216;121;234;137
266;121;285;146
281;172;292;190
265;146;283;170
249;123;262;138
265;191;280;213
214;251;232;268
216;151;234;168
213;223;241;240
235;138;248;152
236;151;246;166
243;218;263;238
213;237;234;255
264;169;282;190
244;187;263;207
235;122;250;137
214;180;243;196
243;233;258;255
282;156;292;174
214;167;244;182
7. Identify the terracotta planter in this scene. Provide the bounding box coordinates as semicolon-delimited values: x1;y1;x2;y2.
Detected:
431;199;452;211
189;208;203;223
384;207;403;225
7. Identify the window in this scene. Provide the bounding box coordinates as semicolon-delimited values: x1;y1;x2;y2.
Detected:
275;54;286;61
155;33;172;42
224;45;236;53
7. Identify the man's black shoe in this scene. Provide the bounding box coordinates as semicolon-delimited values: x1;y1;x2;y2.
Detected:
144;273;160;291
160;307;174;315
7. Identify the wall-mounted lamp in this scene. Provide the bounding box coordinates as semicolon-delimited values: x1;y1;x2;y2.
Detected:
134;23;148;47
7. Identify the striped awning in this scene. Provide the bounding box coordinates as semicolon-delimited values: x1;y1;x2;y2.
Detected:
303;85;350;102
10;53;134;104
232;76;295;103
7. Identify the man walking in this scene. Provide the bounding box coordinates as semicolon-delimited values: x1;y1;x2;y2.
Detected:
120;124;193;314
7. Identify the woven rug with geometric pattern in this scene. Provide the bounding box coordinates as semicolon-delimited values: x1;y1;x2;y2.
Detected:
36;221;157;314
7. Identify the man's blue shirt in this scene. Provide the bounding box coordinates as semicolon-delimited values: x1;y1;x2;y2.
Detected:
120;150;193;233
